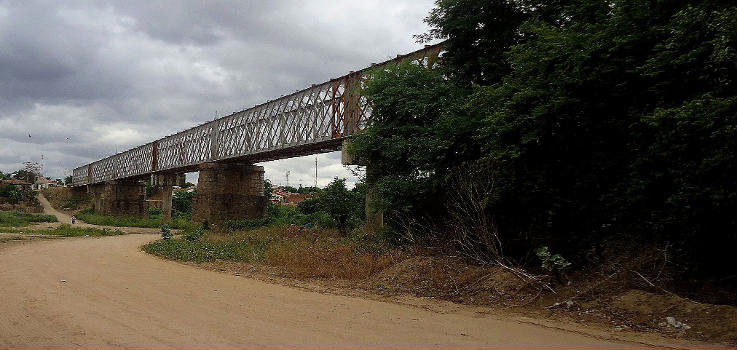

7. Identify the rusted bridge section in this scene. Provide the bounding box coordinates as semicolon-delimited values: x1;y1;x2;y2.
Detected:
72;44;441;187
71;43;442;225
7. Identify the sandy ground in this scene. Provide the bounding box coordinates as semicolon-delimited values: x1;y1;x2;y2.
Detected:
0;196;728;349
0;234;669;350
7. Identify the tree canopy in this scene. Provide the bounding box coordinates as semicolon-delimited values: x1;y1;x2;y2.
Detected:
352;0;737;278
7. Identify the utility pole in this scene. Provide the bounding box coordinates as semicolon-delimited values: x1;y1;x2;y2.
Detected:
285;170;290;188
315;157;318;188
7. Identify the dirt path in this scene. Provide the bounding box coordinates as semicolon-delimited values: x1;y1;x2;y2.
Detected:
0;234;728;350
34;193;160;234
36;193;74;224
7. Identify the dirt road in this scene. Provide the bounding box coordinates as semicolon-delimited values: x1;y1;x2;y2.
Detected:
0;233;711;350
0;196;722;349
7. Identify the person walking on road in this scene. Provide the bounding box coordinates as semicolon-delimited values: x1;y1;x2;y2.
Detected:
71;215;76;224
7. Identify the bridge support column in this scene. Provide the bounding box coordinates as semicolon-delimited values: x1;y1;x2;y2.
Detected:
151;173;180;223
91;180;147;217
364;165;384;230
342;139;383;230
192;162;266;225
70;185;88;199
90;184;104;213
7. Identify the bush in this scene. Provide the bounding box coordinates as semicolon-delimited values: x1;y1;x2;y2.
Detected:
224;203;338;231
183;227;204;242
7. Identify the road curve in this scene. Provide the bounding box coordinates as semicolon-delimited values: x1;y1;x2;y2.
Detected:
0;235;681;349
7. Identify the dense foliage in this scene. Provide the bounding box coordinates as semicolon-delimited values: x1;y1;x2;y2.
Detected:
352;0;737;279
172;190;194;218
226;178;366;234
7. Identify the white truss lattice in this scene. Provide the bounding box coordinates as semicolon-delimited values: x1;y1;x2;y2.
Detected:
72;44;442;186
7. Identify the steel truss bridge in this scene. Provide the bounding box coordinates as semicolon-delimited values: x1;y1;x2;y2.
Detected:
71;44;442;186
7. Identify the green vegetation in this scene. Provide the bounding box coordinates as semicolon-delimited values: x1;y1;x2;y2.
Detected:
225;178;365;234
77;209;162;228
172;190;194;219
143;224;392;279
348;0;737;282
0;210;57;227
225;203;334;231
77;208;193;229
0;185;38;205
0;224;124;237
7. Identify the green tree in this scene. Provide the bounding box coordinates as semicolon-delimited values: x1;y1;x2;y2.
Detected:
281;185;298;193
172;190;194;218
263;179;273;199
315;178;365;235
357;0;737;279
0;185;23;204
12;169;37;184
350;61;475;233
471;0;737;271
64;176;73;186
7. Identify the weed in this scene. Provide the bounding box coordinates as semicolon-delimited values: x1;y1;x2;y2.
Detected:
77;210;193;229
161;224;173;240
0;224;123;237
0;210;57;227
143;224;396;279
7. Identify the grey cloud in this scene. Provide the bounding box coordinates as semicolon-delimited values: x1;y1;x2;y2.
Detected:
0;0;435;182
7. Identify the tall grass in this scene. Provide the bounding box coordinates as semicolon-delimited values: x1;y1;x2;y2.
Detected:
77;211;161;228
142;225;397;279
77;210;192;229
0;224;124;236
0;210;57;227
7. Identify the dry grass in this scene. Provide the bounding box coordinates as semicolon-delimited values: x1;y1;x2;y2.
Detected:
41;187;92;212
266;239;397;279
145;224;398;279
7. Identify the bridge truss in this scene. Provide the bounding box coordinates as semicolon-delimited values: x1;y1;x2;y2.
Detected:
72;44;442;186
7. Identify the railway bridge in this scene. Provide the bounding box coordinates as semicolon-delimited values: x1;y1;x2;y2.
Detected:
71;44;442;225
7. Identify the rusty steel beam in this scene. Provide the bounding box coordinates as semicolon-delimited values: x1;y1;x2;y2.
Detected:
72;43;443;186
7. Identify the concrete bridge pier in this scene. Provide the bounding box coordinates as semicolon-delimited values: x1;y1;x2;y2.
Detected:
192;162;266;225
364;165;384;230
70;185;89;199
90;180;147;218
342;140;383;230
151;173;184;223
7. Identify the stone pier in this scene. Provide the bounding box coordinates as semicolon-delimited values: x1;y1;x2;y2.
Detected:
151;173;184;223
192;162;266;225
90;180;147;217
70;185;89;200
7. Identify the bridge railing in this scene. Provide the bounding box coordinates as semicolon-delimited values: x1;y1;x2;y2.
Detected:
72;43;442;186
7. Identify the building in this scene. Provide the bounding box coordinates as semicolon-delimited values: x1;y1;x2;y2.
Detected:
271;187;312;206
32;176;57;190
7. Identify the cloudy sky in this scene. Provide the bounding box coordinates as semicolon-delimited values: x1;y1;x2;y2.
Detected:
0;0;437;188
